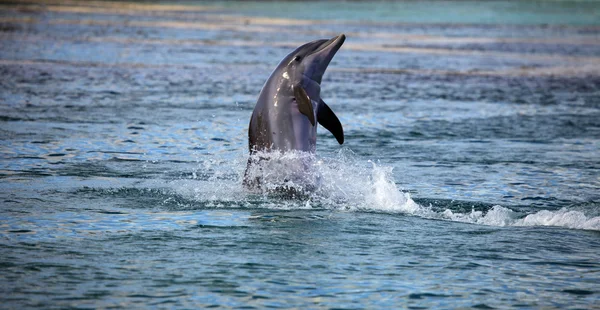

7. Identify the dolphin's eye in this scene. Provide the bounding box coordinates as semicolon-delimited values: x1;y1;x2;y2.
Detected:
294;56;302;62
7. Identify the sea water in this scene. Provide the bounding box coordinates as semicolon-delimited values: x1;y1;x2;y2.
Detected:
1;1;599;308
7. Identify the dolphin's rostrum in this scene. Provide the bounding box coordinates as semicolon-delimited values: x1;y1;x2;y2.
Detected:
244;34;346;190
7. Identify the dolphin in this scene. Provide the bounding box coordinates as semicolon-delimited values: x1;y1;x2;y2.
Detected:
243;34;346;191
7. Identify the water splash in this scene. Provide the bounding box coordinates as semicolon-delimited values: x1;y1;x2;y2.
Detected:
160;150;600;231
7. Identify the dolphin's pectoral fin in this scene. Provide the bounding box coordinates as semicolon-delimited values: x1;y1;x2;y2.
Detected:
318;99;344;144
294;85;316;126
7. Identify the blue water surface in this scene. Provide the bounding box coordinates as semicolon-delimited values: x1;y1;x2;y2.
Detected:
1;1;599;308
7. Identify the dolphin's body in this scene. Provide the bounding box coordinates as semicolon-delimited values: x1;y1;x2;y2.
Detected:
244;34;346;191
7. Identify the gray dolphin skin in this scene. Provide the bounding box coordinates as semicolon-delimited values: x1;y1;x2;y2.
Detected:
244;34;346;190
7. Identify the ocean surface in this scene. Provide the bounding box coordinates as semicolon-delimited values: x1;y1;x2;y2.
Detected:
1;0;600;308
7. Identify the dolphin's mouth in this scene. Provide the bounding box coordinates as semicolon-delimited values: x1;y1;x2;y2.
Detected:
301;34;345;84
307;34;346;57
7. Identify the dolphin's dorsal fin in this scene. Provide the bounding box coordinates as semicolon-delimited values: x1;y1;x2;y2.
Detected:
318;99;344;144
294;85;316;126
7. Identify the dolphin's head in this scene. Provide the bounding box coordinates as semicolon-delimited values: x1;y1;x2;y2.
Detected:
284;34;346;85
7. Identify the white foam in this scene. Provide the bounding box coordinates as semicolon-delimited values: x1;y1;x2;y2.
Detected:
515;208;600;230
435;205;600;230
439;205;517;226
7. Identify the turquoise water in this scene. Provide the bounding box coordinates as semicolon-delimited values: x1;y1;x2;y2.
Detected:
1;1;600;308
215;0;600;25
